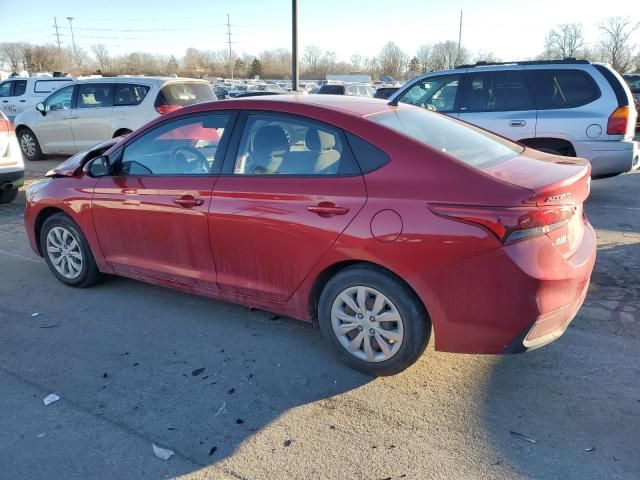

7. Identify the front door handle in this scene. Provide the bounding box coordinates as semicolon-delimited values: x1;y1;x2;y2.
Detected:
174;195;204;208
68;115;80;120
19;99;26;103
509;120;526;127
306;202;349;217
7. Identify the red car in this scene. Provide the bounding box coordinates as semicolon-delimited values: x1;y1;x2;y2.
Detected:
24;95;595;375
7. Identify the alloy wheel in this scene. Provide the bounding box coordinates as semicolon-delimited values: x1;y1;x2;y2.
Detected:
331;285;404;363
20;132;36;157
46;226;83;279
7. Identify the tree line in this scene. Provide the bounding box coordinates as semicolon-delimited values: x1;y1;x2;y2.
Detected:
1;16;638;80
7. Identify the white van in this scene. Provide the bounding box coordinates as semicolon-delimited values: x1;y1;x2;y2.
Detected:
0;77;74;121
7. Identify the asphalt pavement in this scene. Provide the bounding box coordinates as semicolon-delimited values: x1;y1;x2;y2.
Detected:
0;158;638;480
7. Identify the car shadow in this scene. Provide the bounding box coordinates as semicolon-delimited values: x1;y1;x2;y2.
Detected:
479;240;640;479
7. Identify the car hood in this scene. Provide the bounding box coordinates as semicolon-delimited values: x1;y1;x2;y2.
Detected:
46;137;124;177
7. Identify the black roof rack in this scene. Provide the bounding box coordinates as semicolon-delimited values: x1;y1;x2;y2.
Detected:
455;58;590;69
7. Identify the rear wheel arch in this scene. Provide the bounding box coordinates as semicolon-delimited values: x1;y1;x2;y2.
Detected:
308;260;431;327
519;137;576;157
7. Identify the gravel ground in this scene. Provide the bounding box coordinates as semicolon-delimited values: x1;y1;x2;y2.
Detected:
0;157;638;480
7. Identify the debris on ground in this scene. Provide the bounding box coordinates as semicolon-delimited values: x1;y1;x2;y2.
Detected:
192;367;205;376
584;446;596;452
214;402;226;417
43;394;60;406
102;372;108;378
284;438;292;447
37;433;46;438
152;444;175;460
236;418;245;424
510;431;537;443
38;324;59;329
31;312;40;317
209;446;218;456
228;388;235;395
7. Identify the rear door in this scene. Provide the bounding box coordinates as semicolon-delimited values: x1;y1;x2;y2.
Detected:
71;83;115;151
111;82;152;132
458;67;537;140
396;73;463;118
209;111;367;302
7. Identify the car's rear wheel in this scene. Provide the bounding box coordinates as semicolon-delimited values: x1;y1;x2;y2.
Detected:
0;186;18;204
18;128;43;161
318;265;430;376
40;213;100;288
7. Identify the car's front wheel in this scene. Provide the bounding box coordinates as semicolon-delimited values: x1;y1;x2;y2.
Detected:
40;213;101;287
18;128;43;161
318;265;430;376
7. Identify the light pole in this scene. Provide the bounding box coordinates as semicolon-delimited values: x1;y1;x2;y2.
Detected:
67;17;77;73
292;0;299;90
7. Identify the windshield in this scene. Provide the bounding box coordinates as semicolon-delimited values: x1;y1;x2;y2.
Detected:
369;108;524;169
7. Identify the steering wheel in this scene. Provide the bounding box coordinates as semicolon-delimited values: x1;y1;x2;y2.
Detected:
170;146;208;174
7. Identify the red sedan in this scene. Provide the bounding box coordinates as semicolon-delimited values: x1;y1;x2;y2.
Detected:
24;95;595;375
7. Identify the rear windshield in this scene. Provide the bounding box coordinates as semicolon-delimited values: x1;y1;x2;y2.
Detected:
318;85;344;94
155;82;215;107
369;108;523;169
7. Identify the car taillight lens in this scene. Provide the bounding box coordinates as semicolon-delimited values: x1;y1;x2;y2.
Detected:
429;204;575;244
156;104;182;115
0;118;11;132
607;106;629;135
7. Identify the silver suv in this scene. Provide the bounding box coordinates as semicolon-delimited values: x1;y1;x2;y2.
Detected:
390;59;639;177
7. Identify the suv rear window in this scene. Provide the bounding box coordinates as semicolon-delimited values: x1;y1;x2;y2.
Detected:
154;82;215;108
370;108;523;169
526;69;600;109
318;85;345;95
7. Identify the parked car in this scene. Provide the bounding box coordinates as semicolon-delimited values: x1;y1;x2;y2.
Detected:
622;74;640;131
15;76;215;160
317;84;376;96
374;87;400;100
390;59;639;177
213;85;228;100
0;76;74;121
25;95;595;375
0;111;24;203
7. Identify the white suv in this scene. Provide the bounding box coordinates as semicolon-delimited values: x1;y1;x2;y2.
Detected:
0;76;74;122
390;59;639;177
14;77;215;160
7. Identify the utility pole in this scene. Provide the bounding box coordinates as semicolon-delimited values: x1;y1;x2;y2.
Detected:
67;17;77;73
457;10;462;66
226;14;234;79
53;17;64;73
292;0;299;91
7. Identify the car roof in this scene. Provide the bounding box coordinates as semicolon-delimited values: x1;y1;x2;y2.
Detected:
74;76;209;84
179;94;401;118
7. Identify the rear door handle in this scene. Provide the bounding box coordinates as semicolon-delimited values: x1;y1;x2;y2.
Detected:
509;120;526;127
68;115;80;119
174;195;204;208
306;202;349;217
19;100;26;103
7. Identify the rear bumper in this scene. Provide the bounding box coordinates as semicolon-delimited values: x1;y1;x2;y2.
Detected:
0;169;24;189
424;219;597;355
575;140;639;176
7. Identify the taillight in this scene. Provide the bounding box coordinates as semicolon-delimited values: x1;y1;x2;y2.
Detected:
156;104;182;115
0;118;10;132
429;204;575;244
607;106;629;135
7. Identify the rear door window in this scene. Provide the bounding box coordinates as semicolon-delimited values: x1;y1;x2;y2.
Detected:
398;75;461;113
115;84;150;106
526;69;601;109
13;80;27;96
76;84;114;109
462;70;534;112
0;81;12;97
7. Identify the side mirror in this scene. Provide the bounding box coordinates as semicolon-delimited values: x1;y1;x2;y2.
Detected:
84;155;111;177
36;102;46;116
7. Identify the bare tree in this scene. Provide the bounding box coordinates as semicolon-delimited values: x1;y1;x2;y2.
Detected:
350;53;363;71
91;44;110;72
598;17;639;72
0;42;23;72
474;51;500;63
378;42;407;79
430;41;470;70
544;23;585;59
416;44;432;72
301;45;322;77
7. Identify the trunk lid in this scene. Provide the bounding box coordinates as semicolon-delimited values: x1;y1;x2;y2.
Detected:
483;148;591;257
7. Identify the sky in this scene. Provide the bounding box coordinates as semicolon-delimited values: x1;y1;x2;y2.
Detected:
1;0;639;62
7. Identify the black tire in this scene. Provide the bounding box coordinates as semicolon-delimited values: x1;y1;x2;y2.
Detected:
318;265;430;376
0;186;18;204
18;127;44;161
40;213;101;288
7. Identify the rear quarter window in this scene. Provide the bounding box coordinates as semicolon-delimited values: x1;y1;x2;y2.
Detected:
155;82;215;108
34;79;73;94
345;133;390;173
526;69;601;110
115;84;150;106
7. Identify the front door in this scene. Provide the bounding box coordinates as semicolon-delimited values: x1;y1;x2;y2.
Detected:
458;68;537;141
210;112;367;302
91;112;231;287
37;84;76;154
71;83;115;152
